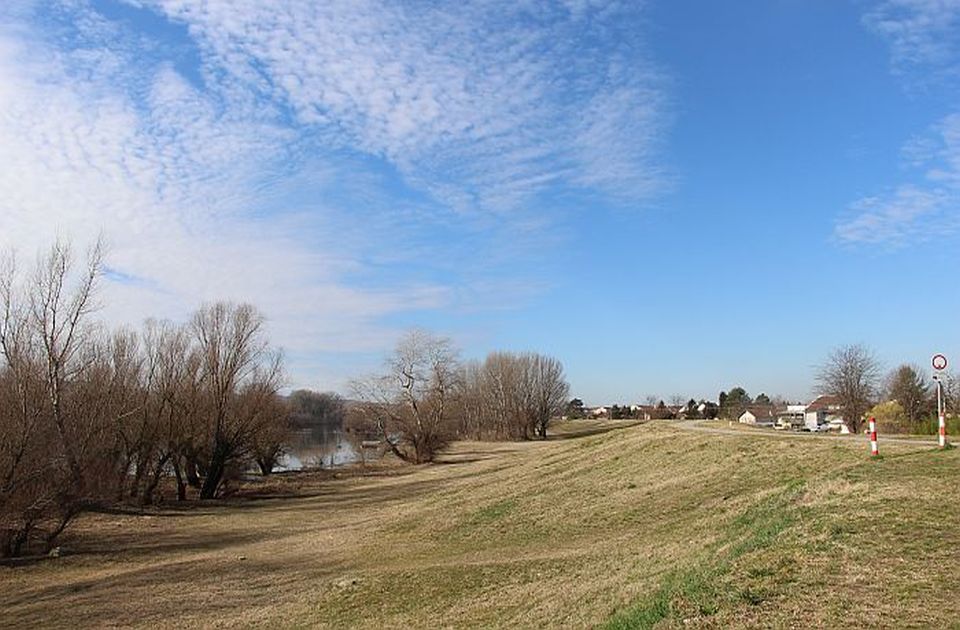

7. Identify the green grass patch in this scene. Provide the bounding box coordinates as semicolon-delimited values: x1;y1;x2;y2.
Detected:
605;481;805;629
469;498;517;525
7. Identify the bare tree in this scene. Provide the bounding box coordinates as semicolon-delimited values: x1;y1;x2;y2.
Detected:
250;394;291;476
354;330;459;464
482;351;524;440
0;316;51;556
192;302;284;498
30;241;104;489
527;354;570;439
0;241;120;556
83;328;145;502
454;360;486;440
135;320;202;503
816;344;882;434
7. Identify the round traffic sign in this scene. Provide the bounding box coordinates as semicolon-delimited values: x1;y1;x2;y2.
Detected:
933;353;948;371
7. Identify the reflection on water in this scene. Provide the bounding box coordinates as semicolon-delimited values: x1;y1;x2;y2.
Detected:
278;426;360;471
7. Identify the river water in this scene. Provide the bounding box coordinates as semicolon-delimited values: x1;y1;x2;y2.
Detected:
277;426;360;471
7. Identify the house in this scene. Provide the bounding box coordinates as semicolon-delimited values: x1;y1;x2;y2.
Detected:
589;406;609;418
738;405;776;427
775;405;806;430
804;395;844;432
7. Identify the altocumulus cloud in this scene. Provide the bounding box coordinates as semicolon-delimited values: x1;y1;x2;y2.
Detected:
0;0;670;388
139;0;670;208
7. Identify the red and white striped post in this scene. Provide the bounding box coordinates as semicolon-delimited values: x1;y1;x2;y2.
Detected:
936;374;947;448
939;411;947;449
869;416;879;457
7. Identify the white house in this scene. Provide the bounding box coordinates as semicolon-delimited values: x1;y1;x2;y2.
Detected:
738;406;776;427
804;395;844;431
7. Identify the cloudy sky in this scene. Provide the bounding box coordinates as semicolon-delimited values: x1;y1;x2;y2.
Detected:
1;0;958;403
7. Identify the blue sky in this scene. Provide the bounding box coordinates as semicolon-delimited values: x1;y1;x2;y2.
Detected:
1;0;959;404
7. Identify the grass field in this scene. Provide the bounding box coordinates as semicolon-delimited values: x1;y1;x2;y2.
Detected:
2;420;959;628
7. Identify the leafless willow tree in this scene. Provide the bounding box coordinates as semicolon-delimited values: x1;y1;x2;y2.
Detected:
134;320;202;503
816;344;882;434
0;241;121;556
249;394;291;476
353;330;459;464
192;303;284;498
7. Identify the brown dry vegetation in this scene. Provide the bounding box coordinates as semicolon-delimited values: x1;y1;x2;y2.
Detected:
2;420;959;628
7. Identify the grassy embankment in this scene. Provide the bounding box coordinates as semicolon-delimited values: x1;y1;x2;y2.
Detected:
2;420;959;628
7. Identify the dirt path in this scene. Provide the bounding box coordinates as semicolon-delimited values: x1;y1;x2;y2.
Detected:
676;419;941;449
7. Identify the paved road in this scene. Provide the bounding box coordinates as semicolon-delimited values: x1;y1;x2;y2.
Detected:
676;420;943;449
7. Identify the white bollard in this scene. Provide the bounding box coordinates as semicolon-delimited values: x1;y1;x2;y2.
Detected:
869;416;878;457
939;412;947;449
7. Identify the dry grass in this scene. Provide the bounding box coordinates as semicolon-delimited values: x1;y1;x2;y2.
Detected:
1;420;958;629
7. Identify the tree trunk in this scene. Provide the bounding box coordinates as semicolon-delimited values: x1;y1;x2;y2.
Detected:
115;457;131;502
172;458;187;501
199;441;229;499
128;453;147;500
385;437;415;464
141;453;170;505
3;520;34;558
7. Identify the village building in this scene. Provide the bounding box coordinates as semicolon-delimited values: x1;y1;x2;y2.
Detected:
803;395;845;432
738;405;776;427
775;404;807;430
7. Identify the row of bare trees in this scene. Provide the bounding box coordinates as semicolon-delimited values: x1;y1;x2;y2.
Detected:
0;244;286;557
456;352;570;441
351;331;570;463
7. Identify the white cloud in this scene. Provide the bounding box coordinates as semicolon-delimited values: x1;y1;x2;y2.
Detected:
135;0;669;210
838;1;960;245
864;0;960;77
835;185;953;244
836;114;960;244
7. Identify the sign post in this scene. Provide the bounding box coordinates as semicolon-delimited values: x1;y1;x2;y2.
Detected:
932;354;948;449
